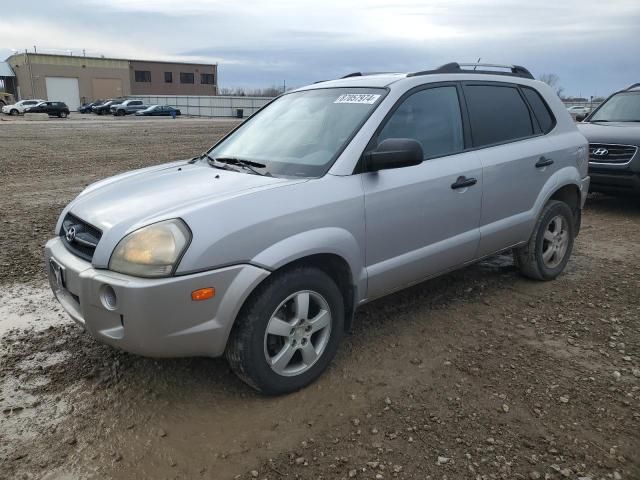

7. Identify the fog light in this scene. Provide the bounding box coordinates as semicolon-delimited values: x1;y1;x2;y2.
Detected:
100;284;118;310
191;287;215;301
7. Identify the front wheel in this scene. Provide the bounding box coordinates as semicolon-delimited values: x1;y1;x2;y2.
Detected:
10;109;18;116
226;267;344;395
514;200;575;281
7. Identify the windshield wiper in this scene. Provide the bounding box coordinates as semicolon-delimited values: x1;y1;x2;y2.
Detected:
589;119;610;123
210;156;269;176
201;152;235;171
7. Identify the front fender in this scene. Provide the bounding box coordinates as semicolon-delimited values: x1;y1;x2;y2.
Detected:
250;227;366;301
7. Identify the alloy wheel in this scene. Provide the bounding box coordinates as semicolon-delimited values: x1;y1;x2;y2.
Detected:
542;214;569;268
263;290;332;377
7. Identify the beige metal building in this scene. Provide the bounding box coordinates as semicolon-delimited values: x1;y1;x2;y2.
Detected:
129;60;217;96
6;53;218;110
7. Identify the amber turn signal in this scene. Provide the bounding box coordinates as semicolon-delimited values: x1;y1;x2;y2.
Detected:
191;287;215;301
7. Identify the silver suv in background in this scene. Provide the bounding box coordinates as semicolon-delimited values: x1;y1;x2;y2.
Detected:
111;99;148;116
45;63;589;394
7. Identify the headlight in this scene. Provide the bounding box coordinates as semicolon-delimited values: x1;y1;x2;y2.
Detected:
109;219;191;277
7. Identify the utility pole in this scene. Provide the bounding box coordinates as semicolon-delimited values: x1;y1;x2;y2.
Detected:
283;80;286;93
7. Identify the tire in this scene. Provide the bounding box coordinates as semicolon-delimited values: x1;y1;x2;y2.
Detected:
513;200;575;281
59;111;68;118
226;266;344;395
10;109;18;116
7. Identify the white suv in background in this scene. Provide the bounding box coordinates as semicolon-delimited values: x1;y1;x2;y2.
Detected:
2;99;46;116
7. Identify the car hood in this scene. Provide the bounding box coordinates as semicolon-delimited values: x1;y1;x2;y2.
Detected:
65;160;300;232
577;122;640;146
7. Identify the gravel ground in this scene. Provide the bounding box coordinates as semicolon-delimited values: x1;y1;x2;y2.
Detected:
0;117;639;480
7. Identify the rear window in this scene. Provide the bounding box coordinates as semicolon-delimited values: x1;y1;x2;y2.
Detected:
464;85;534;147
522;87;555;133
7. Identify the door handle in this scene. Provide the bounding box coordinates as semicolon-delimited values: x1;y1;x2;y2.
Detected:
451;176;477;190
535;156;554;168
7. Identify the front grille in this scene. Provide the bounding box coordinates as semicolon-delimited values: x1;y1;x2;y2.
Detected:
589;143;638;164
60;213;102;261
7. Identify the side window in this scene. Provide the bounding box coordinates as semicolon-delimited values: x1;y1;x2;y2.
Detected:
464;85;534;147
378;86;464;159
522;87;555;134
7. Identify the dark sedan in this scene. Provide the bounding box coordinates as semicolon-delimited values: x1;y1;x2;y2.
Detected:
92;100;123;115
135;105;182;117
24;101;70;118
78;100;103;113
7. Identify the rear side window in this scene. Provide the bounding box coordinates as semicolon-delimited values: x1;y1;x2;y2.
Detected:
522;87;555;133
464;85;534;147
378;86;464;159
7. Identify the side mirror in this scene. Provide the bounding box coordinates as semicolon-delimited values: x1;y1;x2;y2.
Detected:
364;138;423;172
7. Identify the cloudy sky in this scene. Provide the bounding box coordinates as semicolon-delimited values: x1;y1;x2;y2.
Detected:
2;0;639;97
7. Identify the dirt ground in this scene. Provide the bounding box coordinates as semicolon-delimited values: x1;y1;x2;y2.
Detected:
0;116;639;480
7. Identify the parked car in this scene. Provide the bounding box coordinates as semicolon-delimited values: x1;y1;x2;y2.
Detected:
92;100;123;115
2;98;46;115
78;100;103;114
45;62;589;395
24;101;70;118
135;105;181;116
135;105;182;116
577;83;640;195
567;105;590;116
111;99;148;116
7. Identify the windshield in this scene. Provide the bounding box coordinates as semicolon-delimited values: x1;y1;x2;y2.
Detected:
590;92;640;122
208;87;386;177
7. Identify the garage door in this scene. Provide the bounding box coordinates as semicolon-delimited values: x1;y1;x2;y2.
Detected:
92;78;123;100
45;77;80;111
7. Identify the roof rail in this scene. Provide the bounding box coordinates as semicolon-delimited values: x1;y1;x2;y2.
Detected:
340;71;397;79
341;72;363;78
407;62;534;80
625;82;640;91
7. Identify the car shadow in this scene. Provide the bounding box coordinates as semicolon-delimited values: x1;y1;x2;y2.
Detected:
585;192;640;217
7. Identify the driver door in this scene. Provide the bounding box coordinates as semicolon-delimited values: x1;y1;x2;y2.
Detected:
361;84;483;300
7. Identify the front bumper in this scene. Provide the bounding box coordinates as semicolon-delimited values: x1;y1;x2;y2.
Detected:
589;167;640;193
45;237;270;358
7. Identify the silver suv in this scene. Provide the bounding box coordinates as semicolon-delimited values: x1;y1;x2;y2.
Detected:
45;63;590;394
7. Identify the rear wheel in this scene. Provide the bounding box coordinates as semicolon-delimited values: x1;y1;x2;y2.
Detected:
514;200;575;281
226;267;344;395
59;111;68;118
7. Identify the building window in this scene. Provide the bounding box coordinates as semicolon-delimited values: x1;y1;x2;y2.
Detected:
164;72;173;83
201;73;215;85
134;70;151;82
180;72;195;84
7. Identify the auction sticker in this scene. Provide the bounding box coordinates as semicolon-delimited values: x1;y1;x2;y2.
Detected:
334;93;381;104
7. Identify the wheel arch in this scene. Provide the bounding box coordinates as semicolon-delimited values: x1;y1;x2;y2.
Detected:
533;166;585;235
265;253;357;332
544;181;582;234
245;227;365;333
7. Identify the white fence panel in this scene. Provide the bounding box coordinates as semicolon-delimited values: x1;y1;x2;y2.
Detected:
130;94;271;118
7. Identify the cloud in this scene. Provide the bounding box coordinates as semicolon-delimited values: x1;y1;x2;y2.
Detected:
2;0;639;95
